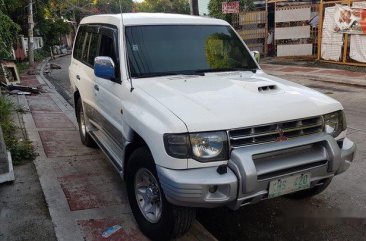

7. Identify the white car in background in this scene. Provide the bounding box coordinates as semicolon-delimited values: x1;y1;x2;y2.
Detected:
69;13;356;241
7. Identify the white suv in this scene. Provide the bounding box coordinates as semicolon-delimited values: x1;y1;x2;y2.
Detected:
69;13;356;241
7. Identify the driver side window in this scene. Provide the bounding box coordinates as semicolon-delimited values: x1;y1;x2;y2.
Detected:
99;34;117;65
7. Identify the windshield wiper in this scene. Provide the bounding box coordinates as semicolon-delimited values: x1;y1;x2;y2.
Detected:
135;71;205;78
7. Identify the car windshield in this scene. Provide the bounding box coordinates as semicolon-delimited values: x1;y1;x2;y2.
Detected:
125;25;258;78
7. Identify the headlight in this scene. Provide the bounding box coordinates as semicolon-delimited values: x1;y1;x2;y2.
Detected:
164;131;229;162
323;110;347;137
190;132;229;161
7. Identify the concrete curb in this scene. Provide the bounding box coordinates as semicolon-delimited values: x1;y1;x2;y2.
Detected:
267;71;366;89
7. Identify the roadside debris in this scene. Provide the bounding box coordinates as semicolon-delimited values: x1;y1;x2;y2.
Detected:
50;63;62;69
1;82;40;95
26;69;40;75
11;90;32;95
7;84;40;94
101;225;122;238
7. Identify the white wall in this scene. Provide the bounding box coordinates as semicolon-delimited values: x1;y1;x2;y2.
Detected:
198;0;209;16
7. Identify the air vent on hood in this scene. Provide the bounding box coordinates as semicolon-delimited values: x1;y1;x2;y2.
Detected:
258;85;277;93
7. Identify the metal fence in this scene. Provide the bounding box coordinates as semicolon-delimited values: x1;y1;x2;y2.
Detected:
237;9;268;55
274;2;319;58
234;1;320;58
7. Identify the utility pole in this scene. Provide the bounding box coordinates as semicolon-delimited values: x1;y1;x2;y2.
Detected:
28;0;34;66
190;0;199;16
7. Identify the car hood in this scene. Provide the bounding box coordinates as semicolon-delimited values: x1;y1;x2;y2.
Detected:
134;70;343;132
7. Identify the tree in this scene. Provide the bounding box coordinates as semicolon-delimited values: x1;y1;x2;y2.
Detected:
136;0;190;14
94;0;132;14
208;0;254;23
190;0;199;15
0;10;20;59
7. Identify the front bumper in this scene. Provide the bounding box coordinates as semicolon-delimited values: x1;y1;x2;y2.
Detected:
157;134;356;209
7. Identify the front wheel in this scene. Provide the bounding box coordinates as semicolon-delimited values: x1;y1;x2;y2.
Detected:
126;147;195;241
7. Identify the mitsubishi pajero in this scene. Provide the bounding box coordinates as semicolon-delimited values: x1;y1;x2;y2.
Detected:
69;13;356;241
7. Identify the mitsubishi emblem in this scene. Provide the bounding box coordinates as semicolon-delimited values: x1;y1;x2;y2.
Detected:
276;128;288;142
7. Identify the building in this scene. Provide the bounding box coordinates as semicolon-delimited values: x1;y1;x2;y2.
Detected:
198;0;209;15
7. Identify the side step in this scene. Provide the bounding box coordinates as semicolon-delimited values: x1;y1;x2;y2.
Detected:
89;130;124;177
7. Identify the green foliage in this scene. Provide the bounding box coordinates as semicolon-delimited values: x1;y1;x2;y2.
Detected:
0;95;12;119
34;49;50;62
208;0;254;23
35;1;73;48
94;0;133;14
136;0;190;14
16;63;29;74
0;96;37;165
0;10;20;59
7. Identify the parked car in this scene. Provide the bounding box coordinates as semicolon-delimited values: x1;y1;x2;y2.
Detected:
69;13;356;241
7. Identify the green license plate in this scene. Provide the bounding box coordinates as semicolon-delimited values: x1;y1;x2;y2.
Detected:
268;173;311;198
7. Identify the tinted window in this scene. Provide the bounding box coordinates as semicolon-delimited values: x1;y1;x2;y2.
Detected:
99;34;117;65
125;25;258;78
73;27;86;60
81;32;90;61
86;33;99;65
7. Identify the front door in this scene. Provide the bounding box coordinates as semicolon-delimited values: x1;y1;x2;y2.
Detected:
94;26;126;158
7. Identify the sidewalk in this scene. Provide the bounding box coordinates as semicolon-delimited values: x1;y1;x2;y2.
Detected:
261;63;366;88
18;61;216;241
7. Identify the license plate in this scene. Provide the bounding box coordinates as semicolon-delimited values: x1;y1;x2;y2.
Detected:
268;173;311;198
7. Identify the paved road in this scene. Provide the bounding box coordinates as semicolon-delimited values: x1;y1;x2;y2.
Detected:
47;55;366;241
47;56;74;105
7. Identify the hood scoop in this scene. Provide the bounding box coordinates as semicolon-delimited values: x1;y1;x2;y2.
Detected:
239;80;282;94
258;85;278;93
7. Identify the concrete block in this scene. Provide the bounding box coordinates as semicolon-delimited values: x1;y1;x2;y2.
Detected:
0;151;15;183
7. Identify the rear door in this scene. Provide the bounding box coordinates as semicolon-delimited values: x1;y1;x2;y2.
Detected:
70;25;100;123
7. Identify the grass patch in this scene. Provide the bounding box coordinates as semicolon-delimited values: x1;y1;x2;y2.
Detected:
0;95;37;165
16;62;29;74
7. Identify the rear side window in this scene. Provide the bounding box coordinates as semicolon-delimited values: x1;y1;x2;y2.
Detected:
73;27;86;60
73;25;100;67
87;33;99;65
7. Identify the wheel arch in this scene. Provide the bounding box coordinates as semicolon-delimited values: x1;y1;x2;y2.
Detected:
123;131;149;180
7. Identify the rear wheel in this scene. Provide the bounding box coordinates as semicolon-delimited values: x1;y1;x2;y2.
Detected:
76;98;96;147
286;177;332;199
126;146;195;241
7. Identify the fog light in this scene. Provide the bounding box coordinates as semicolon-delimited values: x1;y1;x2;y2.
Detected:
209;185;218;193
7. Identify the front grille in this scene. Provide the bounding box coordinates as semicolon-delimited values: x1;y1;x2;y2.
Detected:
229;116;324;148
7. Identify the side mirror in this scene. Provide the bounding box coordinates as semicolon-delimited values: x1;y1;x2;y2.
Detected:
94;56;116;81
251;51;260;64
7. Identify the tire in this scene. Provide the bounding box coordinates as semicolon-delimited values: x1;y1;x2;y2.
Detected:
76;98;96;147
286;177;332;199
126;146;196;241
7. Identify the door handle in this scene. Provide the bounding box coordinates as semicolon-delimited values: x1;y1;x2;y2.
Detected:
94;84;99;91
76;75;80;80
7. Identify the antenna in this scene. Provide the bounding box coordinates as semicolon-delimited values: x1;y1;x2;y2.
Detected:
119;0;134;92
